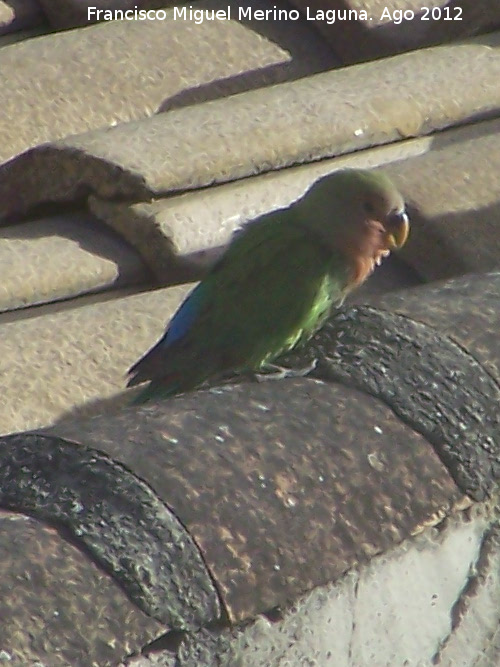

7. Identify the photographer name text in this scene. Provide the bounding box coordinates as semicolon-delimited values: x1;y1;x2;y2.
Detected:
88;5;463;25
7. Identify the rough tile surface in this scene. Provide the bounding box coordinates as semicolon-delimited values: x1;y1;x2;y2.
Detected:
120;512;500;666
0;213;149;312
0;1;13;25
0;0;337;164
0;510;165;666
1;6;500;666
0;0;43;35
433;524;500;666
46;379;464;623
88;137;427;281
38;0;174;28
367;272;500;387
0;284;189;434
2;33;500;222
0;435;221;627
288;0;500;63
295;306;500;500
382;118;500;281
90;118;500;285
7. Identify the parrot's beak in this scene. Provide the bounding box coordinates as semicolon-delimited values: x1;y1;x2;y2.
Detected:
385;210;410;249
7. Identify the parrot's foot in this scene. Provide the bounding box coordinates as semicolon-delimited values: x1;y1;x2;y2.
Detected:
255;358;318;382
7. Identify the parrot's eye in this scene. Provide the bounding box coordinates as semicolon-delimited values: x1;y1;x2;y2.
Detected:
364;201;375;214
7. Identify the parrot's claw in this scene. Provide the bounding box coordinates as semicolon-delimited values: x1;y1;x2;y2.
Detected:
255;358;318;382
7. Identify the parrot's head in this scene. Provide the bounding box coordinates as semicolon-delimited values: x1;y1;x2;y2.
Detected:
301;168;410;286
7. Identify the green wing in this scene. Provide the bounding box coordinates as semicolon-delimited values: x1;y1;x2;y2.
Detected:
131;209;351;399
179;211;346;368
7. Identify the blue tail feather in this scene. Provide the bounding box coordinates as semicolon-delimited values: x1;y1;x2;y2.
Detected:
162;283;203;348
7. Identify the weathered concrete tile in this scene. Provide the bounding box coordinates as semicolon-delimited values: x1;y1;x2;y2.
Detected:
2;32;500;222
0;0;336;164
474;621;500;667
0;510;165;666
91;117;500;287
366;272;500;388
0;435;222;628
433;526;500;666
0;212;149;313
2;366;486;658
154;0;339;114
128;516;499;665
316;310;500;497
3;392;487;665
351;516;491;665
88;137;427;281
44;379;464;624
0;1;14;27
38;0;172;28
0;0;43;36
0;284;189;433
289;0;500;63
178;515;494;667
2;439;493;666
383;118;500;281
0;25;46;47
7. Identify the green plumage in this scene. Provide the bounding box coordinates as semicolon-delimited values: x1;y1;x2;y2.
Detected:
128;169;409;402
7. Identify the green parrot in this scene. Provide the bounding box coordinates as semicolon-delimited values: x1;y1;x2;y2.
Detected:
128;168;409;402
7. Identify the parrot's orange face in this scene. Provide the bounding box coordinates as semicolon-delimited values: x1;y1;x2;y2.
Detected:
365;208;410;267
363;190;410;251
340;189;410;288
